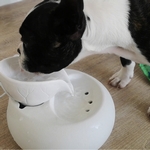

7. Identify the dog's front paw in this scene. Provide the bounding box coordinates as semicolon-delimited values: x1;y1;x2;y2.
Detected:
109;67;134;88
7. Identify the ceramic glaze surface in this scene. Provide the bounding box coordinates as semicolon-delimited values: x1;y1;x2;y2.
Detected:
7;69;115;149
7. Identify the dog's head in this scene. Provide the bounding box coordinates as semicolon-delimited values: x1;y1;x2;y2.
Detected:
18;0;86;73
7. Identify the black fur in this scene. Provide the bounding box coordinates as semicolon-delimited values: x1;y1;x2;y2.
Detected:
128;0;150;62
19;0;86;73
120;57;132;67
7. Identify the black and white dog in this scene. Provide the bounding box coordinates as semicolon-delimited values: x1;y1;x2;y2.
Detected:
18;0;150;114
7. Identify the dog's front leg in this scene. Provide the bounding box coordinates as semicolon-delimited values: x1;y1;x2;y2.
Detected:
109;57;135;88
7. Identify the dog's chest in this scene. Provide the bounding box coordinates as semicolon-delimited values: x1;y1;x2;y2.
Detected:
82;0;135;52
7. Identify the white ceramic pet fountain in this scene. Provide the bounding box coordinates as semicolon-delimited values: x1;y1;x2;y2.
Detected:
0;55;115;149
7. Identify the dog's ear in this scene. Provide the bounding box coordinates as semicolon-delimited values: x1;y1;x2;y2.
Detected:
54;0;85;41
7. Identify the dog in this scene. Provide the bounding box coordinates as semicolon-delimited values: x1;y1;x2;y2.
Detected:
18;0;150;115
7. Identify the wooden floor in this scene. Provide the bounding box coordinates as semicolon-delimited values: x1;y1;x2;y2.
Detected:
1;0;150;149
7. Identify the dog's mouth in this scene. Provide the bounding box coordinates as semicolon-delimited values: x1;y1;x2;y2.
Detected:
17;49;38;74
18;62;29;74
19;61;55;74
20;64;41;74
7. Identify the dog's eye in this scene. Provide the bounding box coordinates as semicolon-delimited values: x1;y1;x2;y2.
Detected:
54;42;61;48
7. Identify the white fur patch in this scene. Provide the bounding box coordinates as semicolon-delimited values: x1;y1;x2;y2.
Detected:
81;0;150;65
82;0;131;51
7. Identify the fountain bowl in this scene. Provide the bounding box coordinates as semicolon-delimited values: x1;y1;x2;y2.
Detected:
0;56;73;106
6;68;115;149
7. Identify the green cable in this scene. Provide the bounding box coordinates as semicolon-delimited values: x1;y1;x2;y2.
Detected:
139;64;150;81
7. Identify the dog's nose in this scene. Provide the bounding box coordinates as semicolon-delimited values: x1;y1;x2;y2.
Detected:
17;49;21;55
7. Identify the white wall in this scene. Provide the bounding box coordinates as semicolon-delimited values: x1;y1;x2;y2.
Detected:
0;0;22;7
